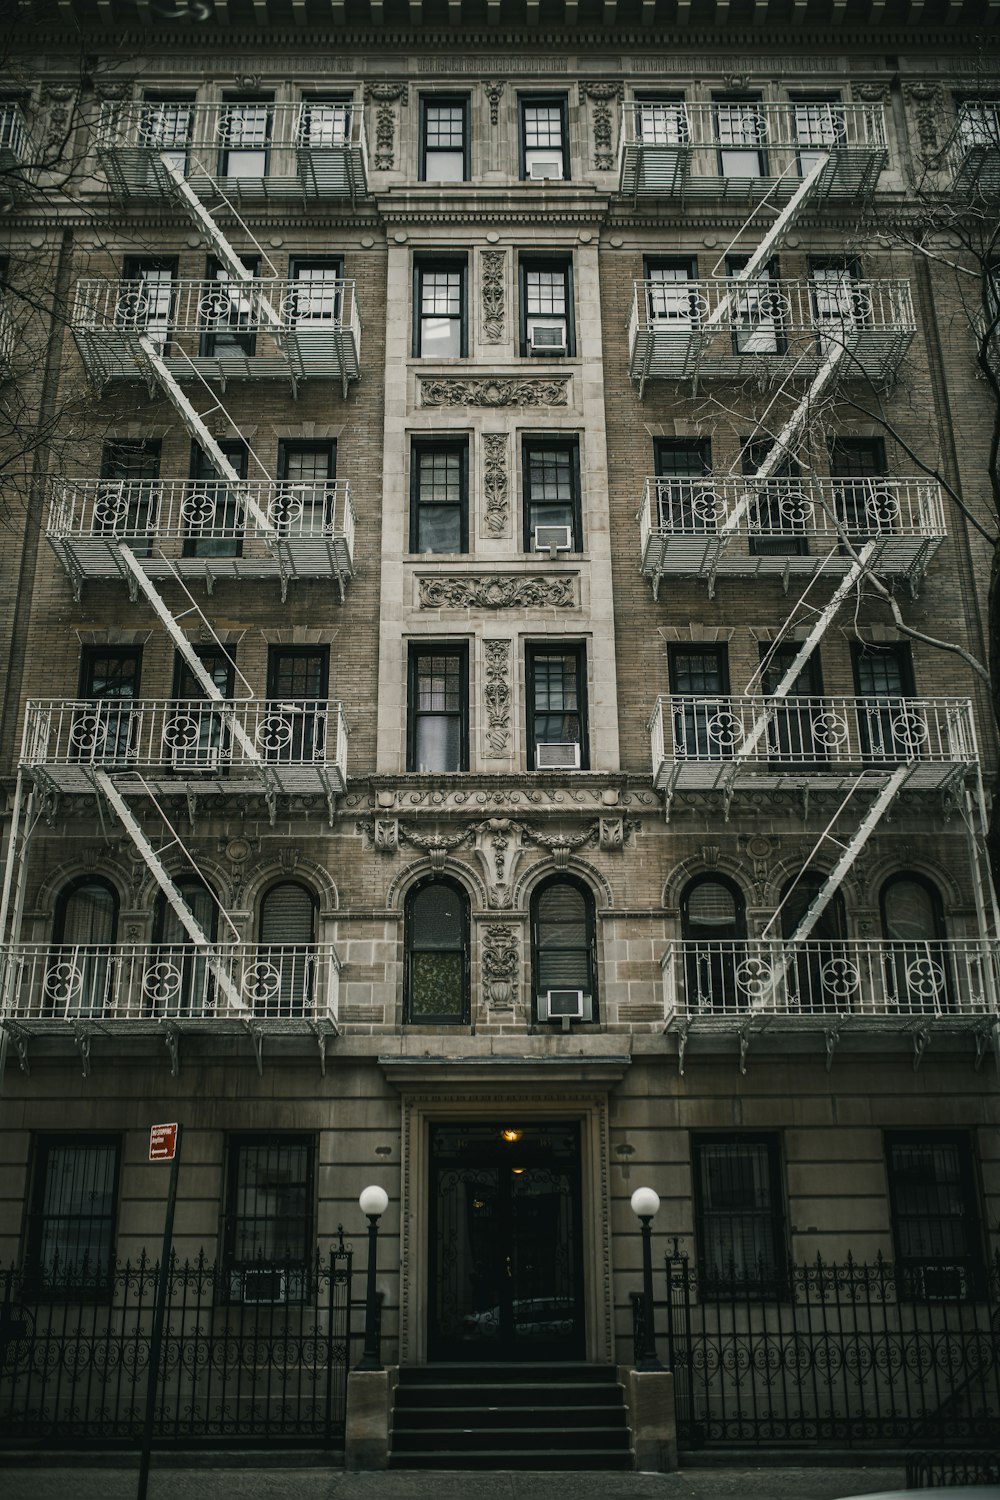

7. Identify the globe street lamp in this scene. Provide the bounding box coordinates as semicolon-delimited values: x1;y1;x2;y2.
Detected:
631;1186;663;1371
356;1184;388;1371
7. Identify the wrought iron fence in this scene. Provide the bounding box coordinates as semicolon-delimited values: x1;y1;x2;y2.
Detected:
905;1449;1000;1487
662;1249;1000;1449
0;1242;354;1446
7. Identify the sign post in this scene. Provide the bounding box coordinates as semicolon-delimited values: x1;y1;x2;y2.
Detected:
138;1122;182;1500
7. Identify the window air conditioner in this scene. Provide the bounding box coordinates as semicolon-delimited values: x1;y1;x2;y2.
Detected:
537;989;592;1024
533;524;573;553
529;324;567;356
536;741;581;770
529;158;564;180
171;743;221;772
236;1267;288;1304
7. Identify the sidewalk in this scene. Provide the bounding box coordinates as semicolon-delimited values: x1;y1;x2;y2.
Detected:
0;1460;911;1500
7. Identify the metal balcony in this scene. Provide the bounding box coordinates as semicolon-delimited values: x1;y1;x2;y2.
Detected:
47;477;356;601
627;277;915;395
619;101;887;205
0;102;28;174
71;277;362;395
638;474;946;598
21;697;349;805
96;100;369;204
661;937;999;1065
946;103;1000;198
649;694;977;799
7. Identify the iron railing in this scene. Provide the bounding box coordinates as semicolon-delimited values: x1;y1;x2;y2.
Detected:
663;1249;1000;1448
1;942;341;1027
905;1450;1000;1487
946;102;1000;195
0;1245;354;1446
73;276;361;347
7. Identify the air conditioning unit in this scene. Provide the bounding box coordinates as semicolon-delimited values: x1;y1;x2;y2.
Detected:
529;158;564;180
236;1267;288;1304
533;524;573;554
537;989;593;1024
536;741;581;770
171;743;221;772
529;323;567;356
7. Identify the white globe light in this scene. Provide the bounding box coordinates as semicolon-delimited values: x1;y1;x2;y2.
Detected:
631;1186;660;1219
359;1184;389;1217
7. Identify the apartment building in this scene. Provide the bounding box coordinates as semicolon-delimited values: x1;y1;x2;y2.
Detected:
0;0;998;1465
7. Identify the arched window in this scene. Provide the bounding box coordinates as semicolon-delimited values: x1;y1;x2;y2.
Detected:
49;877;119;1018
880;873;949;1013
152;877;218;1019
780;869;847;1013
405;876;469;1024
681;876;745;1012
531;876;597;1023
258;881;317;1019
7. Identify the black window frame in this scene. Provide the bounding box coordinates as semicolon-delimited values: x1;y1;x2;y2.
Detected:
741;436;806;558
183;437;248;559
653;437;713;534
218;93;274;179
668;644;731;763
276;438;337;535
407;642;470;774
530;873;598;1024
851;640;915;699
78;643;142;701
409;436;469;555
884;1130;986;1300
692;1133;788;1296
830;436;891;548
726;253;786;357
200;253;261;359
712;92;768;177
520;94;570;180
222;1132;316;1303
419;94;470;181
413;254;468;359
519;254;576;357
788;91;846;176
404;872;471;1025
680;873;746;1013
632;91;689;145
287;255;345;329
525;640;589;771
522;435;582;553
642;254;700;323
25;1133;122;1297
118;255;177;346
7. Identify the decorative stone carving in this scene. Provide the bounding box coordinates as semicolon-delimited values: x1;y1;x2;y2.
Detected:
579;81;623;170
520;821;602;861
365;83;408;170
419;575;576;610
904;82;945;153
482;433;509;537
278;846;300;872
480;250;506;344
419;377;569;409
42;86;74;152
483;80;505;126
724;73;751;91
482;924;519;1009
474;817;522;906
599;817;627;852
483;640;512;757
374;817;399;854
235;74;262;91
853;83;889;103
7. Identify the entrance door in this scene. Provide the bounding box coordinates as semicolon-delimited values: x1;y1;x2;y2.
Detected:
429;1121;584;1362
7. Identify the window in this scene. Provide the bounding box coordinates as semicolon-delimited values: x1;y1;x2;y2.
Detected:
633;92;689;146
668;644;730;760
644;256;699;326
759;642;825;767
184;439;248;559
526;643;588;770
531;875;597;1022
693;1135;786;1292
852;642;919;763
880;873;949;1013
522;438;581;552
224;1135;315;1301
298;93;353;148
169;645;236;772
779;868;847;1012
830;437;892;545
955;97;1000;152
77;646;142;765
410;439;468;554
520;256;574;356
885;1132;984;1298
201;255;260;358
741;437;805;557
258;882;317;1018
218;96;272;178
420;95;468;180
521;95;569;180
26;1136;121;1291
277;439;336;537
153;876;218;1017
119;257;176;348
653;439;714;534
681;874;746;1012
405;875;470;1023
414;257;467;358
727;255;784;356
713;95;767;176
139;94;194;175
289;256;344;328
50;877;119;1020
97;439;160;555
407;644;468;772
267;646;329;762
810;257;868;355
790;94;846;177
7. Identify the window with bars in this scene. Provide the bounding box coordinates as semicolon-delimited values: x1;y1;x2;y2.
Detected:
410;439;468;554
531;876;597;1021
519;256;574;356
520;96;569;179
693;1135;786;1292
420;96;469;180
413;257;467;358
405;875;470;1023
408;644;468;773
224;1135;315;1301
526;643;588;770
522;438;581;552
26;1136;121;1292
885;1132;984;1298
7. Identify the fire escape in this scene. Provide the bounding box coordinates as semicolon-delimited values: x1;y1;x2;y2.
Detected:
1;113;367;1082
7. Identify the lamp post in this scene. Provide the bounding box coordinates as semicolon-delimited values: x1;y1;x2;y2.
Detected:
356;1184;388;1371
631;1186;662;1371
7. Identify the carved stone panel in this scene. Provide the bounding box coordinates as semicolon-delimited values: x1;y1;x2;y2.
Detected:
419;575;576;609
482;433;509;538
419;377;569;409
480;249;506;344
580;81;623;171
481;922;519;1009
364;82;408;170
483;639;512;759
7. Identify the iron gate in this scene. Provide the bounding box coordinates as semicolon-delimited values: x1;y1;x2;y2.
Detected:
0;1239;354;1447
663;1250;1000;1448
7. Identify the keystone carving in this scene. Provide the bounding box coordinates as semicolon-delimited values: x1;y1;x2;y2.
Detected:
482;433;509;537
419;377;569;409
480;250;506;344
579;81;623;170
483;639;511;757
483;80;506;126
374;817;399;854
418;576;576;609
481;924;519;1009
